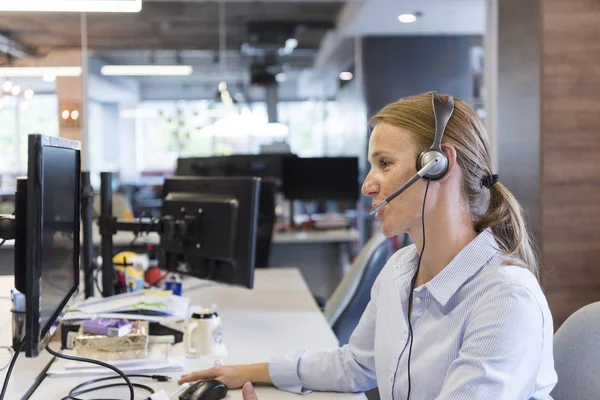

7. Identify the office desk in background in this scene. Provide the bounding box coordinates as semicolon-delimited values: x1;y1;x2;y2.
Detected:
2;269;364;399
270;228;359;301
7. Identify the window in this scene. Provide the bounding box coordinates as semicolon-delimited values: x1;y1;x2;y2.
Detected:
0;94;59;191
0;97;18;174
18;95;59;172
127;99;362;174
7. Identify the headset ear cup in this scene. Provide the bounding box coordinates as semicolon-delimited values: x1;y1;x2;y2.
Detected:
417;149;449;180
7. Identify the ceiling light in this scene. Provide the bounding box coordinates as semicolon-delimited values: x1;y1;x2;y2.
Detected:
339;71;353;81
0;67;81;77
11;84;20;96
275;73;287;83
398;13;417;23
0;0;141;13
218;81;227;92
285;38;298;50
24;88;34;100
61;110;70;120
3;80;12;92
101;65;193;76
71;110;79;120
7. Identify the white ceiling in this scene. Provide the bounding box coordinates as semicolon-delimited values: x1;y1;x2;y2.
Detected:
345;0;486;36
299;0;486;98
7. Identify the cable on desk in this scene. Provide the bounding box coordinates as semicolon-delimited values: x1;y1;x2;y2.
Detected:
0;346;14;371
0;336;26;400
62;374;167;400
45;344;136;400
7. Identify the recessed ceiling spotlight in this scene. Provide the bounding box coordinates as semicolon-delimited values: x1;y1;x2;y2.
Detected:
339;71;353;81
398;13;417;23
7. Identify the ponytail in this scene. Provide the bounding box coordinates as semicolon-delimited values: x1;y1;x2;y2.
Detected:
475;182;539;279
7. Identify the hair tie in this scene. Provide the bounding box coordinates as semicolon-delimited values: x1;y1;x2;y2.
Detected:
481;174;499;189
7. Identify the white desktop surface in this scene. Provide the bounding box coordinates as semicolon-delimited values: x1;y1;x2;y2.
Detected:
19;269;364;400
0;276;55;399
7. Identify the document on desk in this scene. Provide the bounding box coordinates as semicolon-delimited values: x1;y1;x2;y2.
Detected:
47;345;185;377
70;289;190;320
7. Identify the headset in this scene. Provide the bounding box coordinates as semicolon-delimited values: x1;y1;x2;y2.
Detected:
369;91;454;217
369;91;455;400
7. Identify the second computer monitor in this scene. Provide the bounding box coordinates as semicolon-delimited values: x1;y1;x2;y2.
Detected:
160;176;260;288
281;157;360;201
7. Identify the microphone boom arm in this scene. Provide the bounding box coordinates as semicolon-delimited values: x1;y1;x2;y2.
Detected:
369;156;442;216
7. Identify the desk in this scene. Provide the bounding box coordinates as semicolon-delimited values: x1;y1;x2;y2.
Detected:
0;276;55;399
10;269;365;399
269;229;359;300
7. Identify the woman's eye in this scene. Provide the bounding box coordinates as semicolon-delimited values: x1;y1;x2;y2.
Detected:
379;159;391;169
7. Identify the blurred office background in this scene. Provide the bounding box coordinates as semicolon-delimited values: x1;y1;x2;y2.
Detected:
0;0;598;332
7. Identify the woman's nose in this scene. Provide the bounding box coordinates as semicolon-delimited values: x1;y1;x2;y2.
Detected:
361;173;379;197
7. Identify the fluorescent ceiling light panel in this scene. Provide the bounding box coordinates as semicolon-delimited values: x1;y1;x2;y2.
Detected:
0;0;142;13
101;65;193;76
0;67;82;77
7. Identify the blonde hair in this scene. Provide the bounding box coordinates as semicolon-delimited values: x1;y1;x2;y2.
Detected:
370;92;539;279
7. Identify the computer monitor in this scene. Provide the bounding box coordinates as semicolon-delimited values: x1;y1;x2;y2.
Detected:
281;157;360;201
176;156;232;177
176;153;297;182
176;157;280;268
160;176;260;288
17;134;81;357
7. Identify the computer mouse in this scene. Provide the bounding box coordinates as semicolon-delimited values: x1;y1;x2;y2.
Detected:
179;379;228;400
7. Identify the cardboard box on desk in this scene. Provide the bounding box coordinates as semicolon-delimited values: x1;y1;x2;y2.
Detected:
74;320;149;361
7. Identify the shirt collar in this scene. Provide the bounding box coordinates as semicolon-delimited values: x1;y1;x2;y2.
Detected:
424;229;500;307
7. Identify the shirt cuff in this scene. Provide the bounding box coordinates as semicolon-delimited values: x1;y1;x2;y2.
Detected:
269;350;312;394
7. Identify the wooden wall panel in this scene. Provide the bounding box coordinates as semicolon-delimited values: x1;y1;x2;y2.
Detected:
541;0;600;328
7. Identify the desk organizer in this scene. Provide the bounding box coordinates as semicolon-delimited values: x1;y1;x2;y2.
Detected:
74;320;149;361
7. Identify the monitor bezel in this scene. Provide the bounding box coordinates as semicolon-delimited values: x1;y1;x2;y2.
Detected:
25;134;81;357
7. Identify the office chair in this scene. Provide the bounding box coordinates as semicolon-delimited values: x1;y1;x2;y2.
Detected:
323;232;398;346
551;301;600;400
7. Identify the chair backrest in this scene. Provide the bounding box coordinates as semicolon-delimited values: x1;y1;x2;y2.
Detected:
324;232;396;345
551;301;600;400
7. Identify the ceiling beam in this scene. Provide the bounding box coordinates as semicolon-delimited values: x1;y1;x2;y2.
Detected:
0;33;36;59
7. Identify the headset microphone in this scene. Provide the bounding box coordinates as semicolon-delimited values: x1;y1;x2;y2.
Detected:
368;92;454;217
369;156;442;216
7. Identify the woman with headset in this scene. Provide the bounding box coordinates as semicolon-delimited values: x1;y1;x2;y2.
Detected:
179;92;557;399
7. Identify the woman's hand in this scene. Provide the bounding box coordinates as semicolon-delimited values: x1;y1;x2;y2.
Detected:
178;363;271;390
242;383;259;400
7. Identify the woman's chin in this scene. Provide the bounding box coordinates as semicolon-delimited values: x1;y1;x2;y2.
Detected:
380;223;397;237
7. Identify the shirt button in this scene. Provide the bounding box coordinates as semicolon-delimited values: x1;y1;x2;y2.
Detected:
415;297;422;304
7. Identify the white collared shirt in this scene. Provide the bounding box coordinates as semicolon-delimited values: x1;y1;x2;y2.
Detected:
269;229;557;399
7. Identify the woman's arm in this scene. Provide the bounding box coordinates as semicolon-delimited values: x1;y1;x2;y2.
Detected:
180;277;381;394
269;281;381;394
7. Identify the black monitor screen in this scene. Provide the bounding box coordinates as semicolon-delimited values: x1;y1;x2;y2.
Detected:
24;134;81;357
40;146;79;333
281;157;360;201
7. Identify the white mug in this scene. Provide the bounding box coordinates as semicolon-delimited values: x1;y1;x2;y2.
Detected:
184;309;226;357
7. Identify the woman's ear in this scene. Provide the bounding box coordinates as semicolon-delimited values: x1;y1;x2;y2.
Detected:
438;143;457;182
